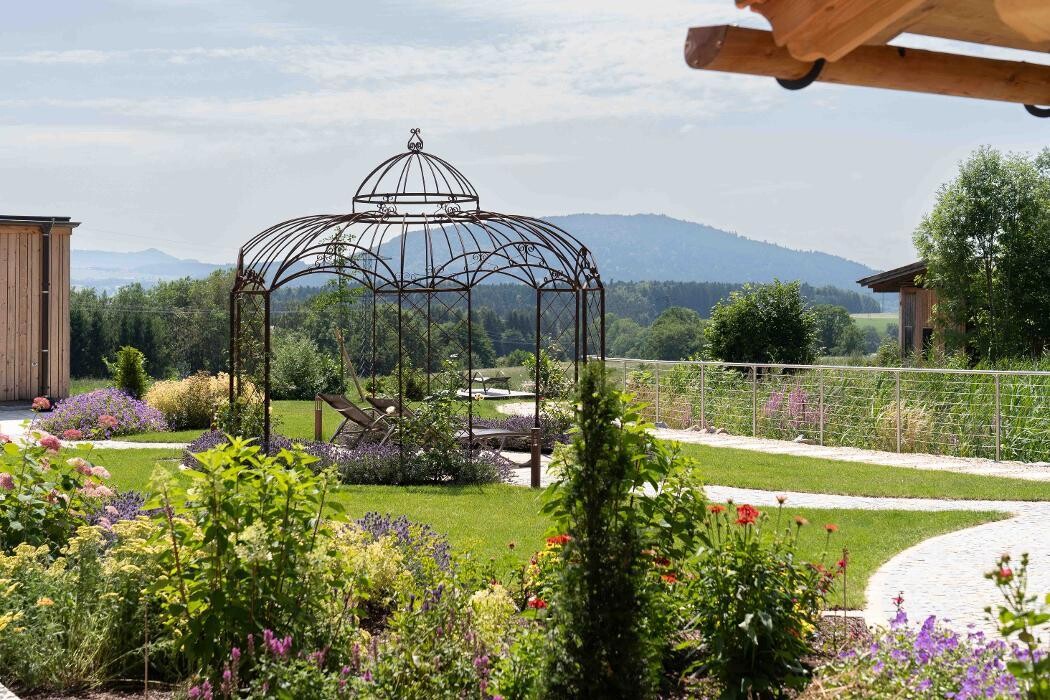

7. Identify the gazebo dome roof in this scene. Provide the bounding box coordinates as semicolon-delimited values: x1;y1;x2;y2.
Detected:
353;128;479;213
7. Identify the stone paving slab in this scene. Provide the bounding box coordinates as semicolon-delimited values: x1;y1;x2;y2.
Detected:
0;682;18;699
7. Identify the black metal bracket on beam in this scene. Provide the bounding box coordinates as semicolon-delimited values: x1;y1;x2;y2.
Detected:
777;59;826;91
1024;104;1050;118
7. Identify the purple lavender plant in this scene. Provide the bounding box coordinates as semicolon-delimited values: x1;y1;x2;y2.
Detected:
37;388;168;439
354;512;452;573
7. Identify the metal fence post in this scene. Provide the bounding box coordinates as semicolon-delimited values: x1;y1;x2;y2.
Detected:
751;364;758;437
994;373;1001;462
895;369;902;453
700;362;706;430
655;363;661;424
818;369;825;446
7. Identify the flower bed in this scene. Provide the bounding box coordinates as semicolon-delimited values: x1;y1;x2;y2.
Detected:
183;431;513;486
36;388;168;439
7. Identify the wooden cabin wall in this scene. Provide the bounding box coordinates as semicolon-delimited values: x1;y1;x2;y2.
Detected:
0;223;72;401
899;285;939;356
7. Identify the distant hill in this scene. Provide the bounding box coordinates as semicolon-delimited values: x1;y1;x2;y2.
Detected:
72;214;879;295
543;214;877;290
71;248;229;292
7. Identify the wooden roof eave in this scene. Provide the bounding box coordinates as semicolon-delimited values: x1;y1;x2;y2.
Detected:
684;25;1050;107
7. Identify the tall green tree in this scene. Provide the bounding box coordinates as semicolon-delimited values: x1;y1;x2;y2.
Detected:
705;280;816;364
645;306;704;360
915;146;1050;361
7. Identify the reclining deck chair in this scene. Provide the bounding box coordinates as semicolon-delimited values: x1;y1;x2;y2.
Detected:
315;393;396;447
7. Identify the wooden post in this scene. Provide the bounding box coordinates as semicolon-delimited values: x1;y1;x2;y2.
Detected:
314;396;323;441
530;427;542;489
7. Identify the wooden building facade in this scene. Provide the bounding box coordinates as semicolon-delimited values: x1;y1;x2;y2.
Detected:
858;261;937;358
0;215;78;402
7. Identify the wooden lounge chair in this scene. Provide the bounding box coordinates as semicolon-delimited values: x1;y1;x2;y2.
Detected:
468;372;511;394
316;393;396;447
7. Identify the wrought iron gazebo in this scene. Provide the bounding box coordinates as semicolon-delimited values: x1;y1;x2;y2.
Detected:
229;129;605;478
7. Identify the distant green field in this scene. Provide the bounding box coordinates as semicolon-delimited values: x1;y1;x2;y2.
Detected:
851;312;897;334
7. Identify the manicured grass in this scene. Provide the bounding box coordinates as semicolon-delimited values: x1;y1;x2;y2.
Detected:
69;377;113;395
69;447;185;492
680;443;1050;502
76;446;1003;609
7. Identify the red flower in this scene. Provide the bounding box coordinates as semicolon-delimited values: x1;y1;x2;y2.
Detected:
98;415;119;429
837;558;848;571
653;556;671;568
824;523;839;533
708;504;727;515
527;596;548;609
892;594;904;607
32;396;51;411
660;573;679;584
546;534;571;547
61;429;85;441
999;566;1013;581
735;504;760;526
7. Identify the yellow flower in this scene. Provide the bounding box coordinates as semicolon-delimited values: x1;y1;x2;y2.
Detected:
36;596;55;607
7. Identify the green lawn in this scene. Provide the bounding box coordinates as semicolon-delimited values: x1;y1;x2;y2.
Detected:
66;446;1003;609
118;396;515;444
681;443;1050;502
851;312;897;334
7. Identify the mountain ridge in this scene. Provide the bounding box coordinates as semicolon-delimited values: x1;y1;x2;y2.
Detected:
71;213;878;294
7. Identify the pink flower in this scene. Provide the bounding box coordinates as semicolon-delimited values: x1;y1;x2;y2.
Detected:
31;396;51;411
0;473;14;491
98;415;119;430
67;457;93;475
105;505;119;517
90;465;111;480
99;517;113;532
38;435;61;453
0;434;10;444
61;429;84;441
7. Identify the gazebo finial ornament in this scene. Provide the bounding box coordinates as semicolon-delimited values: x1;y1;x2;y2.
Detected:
407;127;423;152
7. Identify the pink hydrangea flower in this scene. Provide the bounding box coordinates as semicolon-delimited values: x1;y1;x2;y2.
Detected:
31;396;51;411
61;429;85;441
39;435;61;453
67;457;93;475
98;414;119;429
0;473;14;491
105;505;119;517
0;434;10;444
90;465;111;480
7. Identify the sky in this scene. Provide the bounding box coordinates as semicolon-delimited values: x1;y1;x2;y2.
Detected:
2;0;1049;271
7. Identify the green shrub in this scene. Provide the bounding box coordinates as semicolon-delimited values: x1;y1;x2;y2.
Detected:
706;280;817;364
147;439;350;673
271;331;340;400
522;347;571;399
539;363;694;698
684;503;835;697
105;345;149;399
213;396;268;438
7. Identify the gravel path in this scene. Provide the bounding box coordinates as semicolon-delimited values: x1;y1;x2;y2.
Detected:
654;427;1050;482
0;682;17;700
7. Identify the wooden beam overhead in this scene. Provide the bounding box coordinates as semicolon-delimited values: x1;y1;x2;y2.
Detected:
995;0;1050;43
684;25;1050;106
741;0;935;62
